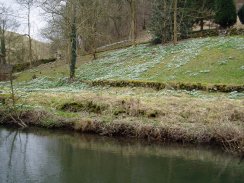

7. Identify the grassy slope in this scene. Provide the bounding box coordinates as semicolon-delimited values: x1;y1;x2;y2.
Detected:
77;36;244;85
15;54;93;82
16;36;244;85
1;36;244;153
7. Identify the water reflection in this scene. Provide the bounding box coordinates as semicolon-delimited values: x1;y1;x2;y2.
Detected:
0;127;243;183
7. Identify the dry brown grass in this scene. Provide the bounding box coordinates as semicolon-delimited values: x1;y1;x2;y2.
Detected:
7;89;244;152
1;88;242;155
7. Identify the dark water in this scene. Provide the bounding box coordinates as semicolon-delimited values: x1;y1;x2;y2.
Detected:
0;127;243;183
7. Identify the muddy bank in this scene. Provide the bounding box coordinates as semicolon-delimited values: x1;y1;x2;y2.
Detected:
0;107;243;156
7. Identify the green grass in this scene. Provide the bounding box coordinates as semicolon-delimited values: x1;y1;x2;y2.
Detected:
143;47;244;84
1;36;243;154
15;54;93;82
76;36;244;85
14;36;244;85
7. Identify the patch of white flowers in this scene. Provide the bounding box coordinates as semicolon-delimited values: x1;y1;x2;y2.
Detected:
166;38;209;70
77;44;167;80
77;36;244;81
14;77;89;93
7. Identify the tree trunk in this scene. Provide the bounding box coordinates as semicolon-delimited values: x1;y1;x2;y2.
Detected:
142;0;146;30
27;3;33;68
7;33;11;64
173;0;178;45
69;3;77;79
0;20;6;64
162;0;167;44
10;71;15;106
92;1;98;60
130;0;137;46
200;19;204;31
0;36;6;64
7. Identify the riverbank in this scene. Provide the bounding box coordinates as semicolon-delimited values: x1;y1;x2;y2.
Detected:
0;87;243;156
0;36;243;156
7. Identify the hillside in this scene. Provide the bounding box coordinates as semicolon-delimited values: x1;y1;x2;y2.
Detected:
77;36;244;85
1;36;243;155
4;31;52;64
17;36;244;85
1;1;244;180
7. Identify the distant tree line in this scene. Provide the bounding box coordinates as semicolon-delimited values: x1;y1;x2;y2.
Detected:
38;0;242;78
1;0;242;79
0;1;52;66
238;4;244;24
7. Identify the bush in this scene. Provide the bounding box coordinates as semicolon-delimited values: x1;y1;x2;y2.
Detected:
190;29;219;38
13;58;56;72
229;28;244;36
238;5;244;24
83;79;244;93
214;0;237;28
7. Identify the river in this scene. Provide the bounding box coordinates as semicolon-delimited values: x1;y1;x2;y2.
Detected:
0;127;243;183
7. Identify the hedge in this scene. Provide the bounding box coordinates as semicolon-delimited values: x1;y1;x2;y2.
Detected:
13;58;56;72
82;80;244;93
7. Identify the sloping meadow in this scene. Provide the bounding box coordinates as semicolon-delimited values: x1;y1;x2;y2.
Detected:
77;36;244;85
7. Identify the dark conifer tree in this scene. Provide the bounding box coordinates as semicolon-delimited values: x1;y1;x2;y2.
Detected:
238;5;244;24
214;0;237;28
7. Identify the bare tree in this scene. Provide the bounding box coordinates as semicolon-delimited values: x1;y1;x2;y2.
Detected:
69;0;77;79
173;0;178;45
0;4;20;64
126;0;137;45
16;0;34;68
80;0;106;59
40;0;85;79
161;0;174;44
0;5;8;64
